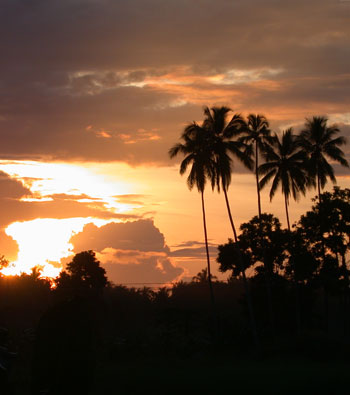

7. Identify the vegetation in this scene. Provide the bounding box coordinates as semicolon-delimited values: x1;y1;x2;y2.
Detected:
0;109;349;393
298;116;349;201
259;128;310;231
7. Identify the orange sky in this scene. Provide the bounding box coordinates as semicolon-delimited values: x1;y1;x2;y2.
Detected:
0;0;349;284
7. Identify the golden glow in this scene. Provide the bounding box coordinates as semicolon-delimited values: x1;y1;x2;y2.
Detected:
1;217;110;278
0;160;136;213
0;160;140;278
0;160;349;281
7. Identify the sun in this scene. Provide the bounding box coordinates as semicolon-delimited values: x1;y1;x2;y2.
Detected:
0;160;141;278
1;217;112;278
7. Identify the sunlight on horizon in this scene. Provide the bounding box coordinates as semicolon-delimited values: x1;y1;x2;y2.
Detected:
1;217;115;278
0;160;349;281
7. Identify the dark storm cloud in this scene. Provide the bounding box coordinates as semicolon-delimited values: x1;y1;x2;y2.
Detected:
0;0;349;164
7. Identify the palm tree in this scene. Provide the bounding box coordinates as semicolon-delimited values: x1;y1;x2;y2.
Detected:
299;116;348;202
201;106;259;348
201;106;253;240
192;268;218;283
239;114;273;218
237;114;277;333
169;122;216;307
259;128;309;231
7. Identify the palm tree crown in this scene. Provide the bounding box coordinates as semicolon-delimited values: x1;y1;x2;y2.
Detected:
238;114;273;217
169;122;215;193
201;106;252;192
298;116;348;199
259;128;309;230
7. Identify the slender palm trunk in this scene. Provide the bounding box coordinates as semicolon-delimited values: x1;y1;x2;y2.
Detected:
284;194;291;232
256;142;275;334
224;187;238;242
200;191;215;310
223;187;259;349
317;173;322;203
284;195;301;333
255;142;262;218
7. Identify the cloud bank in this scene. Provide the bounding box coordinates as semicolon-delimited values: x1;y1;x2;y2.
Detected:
0;0;349;165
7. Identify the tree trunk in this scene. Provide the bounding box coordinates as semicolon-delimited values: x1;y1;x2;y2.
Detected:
295;280;302;335
255;141;262;219
284;194;291;232
317;173;322;203
255;142;275;335
223;187;259;349
201;191;215;310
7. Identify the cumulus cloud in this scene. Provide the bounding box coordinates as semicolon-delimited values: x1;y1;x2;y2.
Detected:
69;219;184;284
70;219;169;253
97;249;183;285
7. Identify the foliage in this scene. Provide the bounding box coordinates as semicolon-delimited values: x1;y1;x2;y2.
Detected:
238;114;273;216
259;128;309;203
284;231;319;283
297;187;350;264
201;106;252;192
259;128;310;229
55;250;108;298
218;214;288;277
298;116;348;197
192;268;218;283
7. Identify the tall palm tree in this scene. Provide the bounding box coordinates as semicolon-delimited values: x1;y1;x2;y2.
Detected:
298;116;348;202
202;106;252;240
238;114;275;333
239;114;273;218
201;106;259;348
169;122;216;307
259;128;309;231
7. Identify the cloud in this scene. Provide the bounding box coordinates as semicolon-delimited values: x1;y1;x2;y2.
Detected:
169;245;217;259
0;171;138;227
0;171;31;199
70;219;169;253
113;194;147;206
97;248;183;285
69;219;184;284
0;230;18;262
0;0;349;165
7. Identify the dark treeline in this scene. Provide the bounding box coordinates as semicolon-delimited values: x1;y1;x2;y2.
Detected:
0;187;350;393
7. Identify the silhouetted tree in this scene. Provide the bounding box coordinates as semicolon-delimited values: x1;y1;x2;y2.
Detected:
55;250;108;298
239;114;273;218
201;106;252;241
200;106;259;347
218;214;287;335
296;188;350;333
169;121;216;308
259;128;309;230
192;268;218;283
298;116;348;202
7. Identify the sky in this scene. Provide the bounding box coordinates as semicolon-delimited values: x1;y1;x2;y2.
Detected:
0;0;349;284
